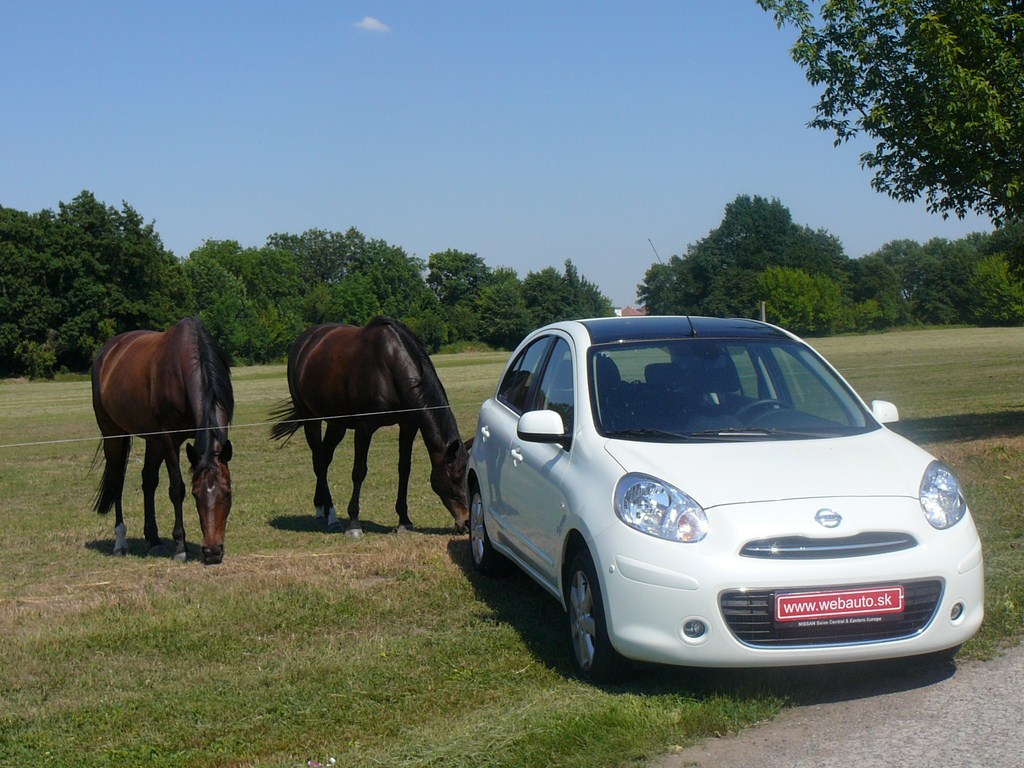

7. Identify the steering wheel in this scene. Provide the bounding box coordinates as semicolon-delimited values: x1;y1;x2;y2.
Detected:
734;399;790;421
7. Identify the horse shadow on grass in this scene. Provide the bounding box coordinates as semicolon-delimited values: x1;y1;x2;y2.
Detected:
447;538;959;705
84;537;203;561
269;513;454;537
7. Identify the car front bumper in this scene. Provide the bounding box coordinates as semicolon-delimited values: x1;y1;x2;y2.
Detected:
591;497;985;668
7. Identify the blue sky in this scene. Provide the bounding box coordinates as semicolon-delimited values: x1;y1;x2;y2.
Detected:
1;1;991;308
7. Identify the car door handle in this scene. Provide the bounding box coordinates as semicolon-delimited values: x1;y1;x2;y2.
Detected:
479;425;491;441
509;446;523;465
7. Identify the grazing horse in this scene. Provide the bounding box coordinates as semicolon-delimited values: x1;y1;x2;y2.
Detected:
270;317;470;536
91;317;234;564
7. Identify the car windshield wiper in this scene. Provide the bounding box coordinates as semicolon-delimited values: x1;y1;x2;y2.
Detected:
689;427;822;440
604;427;691;441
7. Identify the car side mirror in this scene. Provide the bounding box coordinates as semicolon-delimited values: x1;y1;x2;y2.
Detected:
871;400;899;424
517;409;571;450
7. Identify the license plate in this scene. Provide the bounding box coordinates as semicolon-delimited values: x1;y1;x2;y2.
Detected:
775;585;905;623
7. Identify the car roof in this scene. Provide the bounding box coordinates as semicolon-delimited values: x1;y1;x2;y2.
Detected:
577;316;793;345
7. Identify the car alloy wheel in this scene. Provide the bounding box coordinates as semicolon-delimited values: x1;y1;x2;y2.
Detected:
469;481;505;575
566;549;628;682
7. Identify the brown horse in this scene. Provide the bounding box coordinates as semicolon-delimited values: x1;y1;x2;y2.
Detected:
270;317;469;536
91;317;234;564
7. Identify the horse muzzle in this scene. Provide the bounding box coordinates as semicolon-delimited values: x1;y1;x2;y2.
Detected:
451;505;471;535
201;544;225;565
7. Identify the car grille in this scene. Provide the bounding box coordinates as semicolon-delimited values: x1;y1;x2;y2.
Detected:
720;579;943;648
740;532;918;559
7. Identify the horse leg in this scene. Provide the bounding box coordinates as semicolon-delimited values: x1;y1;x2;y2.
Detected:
102;436;131;556
164;441;188;563
140;441;165;555
345;427;373;538
307;420;346;531
395;422;418;531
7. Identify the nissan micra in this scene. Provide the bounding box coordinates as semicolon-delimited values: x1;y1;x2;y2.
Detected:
466;316;983;681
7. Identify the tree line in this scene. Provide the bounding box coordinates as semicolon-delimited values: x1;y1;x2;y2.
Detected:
0;191;612;378
2;190;1020;379
639;195;1023;335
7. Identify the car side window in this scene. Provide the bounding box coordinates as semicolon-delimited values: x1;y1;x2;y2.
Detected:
497;337;553;414
535;338;574;432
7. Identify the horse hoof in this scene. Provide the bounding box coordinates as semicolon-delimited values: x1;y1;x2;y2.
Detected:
173;551;187;564
113;547;128;557
344;527;364;539
326;520;345;533
396;524;414;534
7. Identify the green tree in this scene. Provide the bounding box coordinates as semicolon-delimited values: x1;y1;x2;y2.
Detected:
847;250;906;328
522;260;614;327
349;238;432;320
184;240;304;363
563;260;615;319
427;249;492;308
758;265;848;334
267;227;366;286
183;245;247;353
636;258;687;316
759;0;1024;225
0;206;61;376
969;254;1024;325
0;192;187;376
477;268;532;348
908;237;982;324
426;249;493;342
301;275;382;326
638;195;847;317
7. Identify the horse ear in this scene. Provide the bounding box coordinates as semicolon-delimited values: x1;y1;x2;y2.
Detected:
186;442;198;467
220;439;233;463
445;438;463;462
464;436;474;451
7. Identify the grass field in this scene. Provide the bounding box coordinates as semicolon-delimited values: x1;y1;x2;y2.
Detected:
1;327;1023;767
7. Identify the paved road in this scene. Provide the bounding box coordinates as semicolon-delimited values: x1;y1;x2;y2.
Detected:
651;642;1024;768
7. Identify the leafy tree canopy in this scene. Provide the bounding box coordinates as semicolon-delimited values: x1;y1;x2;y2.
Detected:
759;0;1024;226
638;195;845;317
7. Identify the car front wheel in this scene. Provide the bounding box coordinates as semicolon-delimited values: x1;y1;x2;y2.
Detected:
469;480;506;575
565;549;629;682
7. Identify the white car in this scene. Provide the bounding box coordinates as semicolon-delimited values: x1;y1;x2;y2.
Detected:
466;316;984;681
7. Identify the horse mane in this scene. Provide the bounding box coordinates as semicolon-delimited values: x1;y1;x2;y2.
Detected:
189;317;234;470
371;317;460;440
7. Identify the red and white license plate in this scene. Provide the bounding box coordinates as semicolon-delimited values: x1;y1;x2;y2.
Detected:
775;585;905;623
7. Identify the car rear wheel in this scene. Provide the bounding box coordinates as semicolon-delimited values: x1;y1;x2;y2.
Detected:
566;549;629;683
469;480;506;575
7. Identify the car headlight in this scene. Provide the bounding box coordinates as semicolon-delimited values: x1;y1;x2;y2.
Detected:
614;473;708;542
920;461;967;529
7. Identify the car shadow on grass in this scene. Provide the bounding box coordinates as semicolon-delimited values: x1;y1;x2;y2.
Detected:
447;536;960;703
892;409;1024;444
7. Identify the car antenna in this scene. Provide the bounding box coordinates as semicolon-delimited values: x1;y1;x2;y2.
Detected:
647;238;663;263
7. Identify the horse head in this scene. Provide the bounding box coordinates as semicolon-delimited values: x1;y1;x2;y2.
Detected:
430;438;470;534
186;439;233;564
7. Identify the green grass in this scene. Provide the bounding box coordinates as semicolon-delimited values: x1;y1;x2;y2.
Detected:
1;328;1022;767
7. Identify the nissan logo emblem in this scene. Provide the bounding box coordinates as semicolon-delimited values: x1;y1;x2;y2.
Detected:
815;508;842;528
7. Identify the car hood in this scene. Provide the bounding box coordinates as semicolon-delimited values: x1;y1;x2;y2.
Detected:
601;428;933;509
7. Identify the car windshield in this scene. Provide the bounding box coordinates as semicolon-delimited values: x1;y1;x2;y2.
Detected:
588;337;876;441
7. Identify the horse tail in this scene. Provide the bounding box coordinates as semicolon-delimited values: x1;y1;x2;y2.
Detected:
269;324;321;443
92;437;131;514
269;399;302;442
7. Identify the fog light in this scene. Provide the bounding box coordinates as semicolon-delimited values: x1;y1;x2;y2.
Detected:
683;619;707;639
950;602;964;622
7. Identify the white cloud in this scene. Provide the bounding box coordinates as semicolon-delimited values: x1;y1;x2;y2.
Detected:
354;16;391;32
